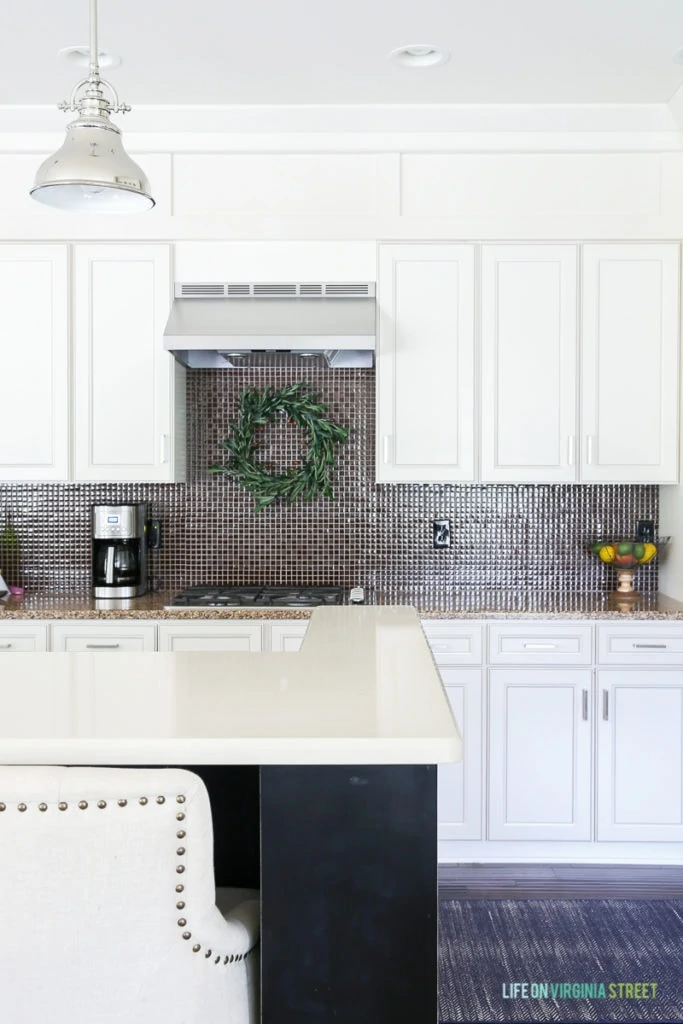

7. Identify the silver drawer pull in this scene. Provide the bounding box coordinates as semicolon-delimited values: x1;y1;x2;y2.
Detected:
523;642;559;650
85;643;121;650
582;689;589;721
632;643;668;650
602;690;609;721
0;643;13;649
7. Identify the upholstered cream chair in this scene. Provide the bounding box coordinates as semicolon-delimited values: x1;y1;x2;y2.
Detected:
0;766;259;1024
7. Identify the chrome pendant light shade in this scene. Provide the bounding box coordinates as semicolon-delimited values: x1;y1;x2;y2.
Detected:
30;0;154;212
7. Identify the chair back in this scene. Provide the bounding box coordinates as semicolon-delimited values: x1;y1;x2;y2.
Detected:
0;766;226;1024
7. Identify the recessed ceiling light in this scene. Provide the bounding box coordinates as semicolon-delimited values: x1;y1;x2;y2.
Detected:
389;44;450;68
58;45;121;69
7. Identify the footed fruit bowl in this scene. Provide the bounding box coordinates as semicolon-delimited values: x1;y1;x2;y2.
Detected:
589;538;668;597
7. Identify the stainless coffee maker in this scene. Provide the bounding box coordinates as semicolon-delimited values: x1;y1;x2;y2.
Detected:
92;504;150;599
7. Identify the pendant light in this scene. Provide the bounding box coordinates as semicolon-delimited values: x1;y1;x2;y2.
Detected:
30;0;154;212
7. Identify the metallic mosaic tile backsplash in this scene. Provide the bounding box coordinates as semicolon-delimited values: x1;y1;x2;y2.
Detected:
0;368;659;596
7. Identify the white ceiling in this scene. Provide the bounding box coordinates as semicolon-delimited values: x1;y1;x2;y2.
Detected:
2;0;683;107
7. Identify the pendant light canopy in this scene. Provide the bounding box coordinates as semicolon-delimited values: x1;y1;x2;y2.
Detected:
30;0;154;212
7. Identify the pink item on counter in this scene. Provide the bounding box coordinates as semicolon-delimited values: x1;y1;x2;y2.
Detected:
8;586;24;597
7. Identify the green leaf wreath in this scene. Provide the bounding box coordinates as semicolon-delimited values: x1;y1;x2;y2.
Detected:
209;382;349;513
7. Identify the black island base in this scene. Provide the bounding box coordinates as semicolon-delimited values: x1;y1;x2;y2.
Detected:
260;764;438;1024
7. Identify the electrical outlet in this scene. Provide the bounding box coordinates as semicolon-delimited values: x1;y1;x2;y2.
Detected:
636;520;655;542
432;519;452;549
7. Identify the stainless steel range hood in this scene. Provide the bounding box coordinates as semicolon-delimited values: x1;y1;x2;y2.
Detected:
163;282;376;368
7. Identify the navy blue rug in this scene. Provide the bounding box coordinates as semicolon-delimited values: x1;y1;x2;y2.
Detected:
439;899;683;1022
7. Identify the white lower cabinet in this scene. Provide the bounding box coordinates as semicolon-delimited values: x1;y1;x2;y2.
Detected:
8;613;683;860
0;623;49;652
488;668;592;841
51;622;156;652
597;670;683;842
437;668;483;841
157;621;263;652
269;621;309;652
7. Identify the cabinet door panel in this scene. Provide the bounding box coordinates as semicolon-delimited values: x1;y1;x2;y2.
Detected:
377;244;475;482
438;668;483;841
488;669;592;840
597;671;683;841
0;245;68;481
481;245;578;482
581;244;679;483
157;622;263;652
270;622;308;652
73;244;180;482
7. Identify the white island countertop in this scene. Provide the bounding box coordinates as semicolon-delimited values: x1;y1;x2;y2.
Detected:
0;606;461;766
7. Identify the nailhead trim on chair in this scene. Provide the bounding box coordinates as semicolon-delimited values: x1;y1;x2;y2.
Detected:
2;790;258;967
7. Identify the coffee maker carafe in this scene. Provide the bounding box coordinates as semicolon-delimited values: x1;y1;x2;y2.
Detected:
92;504;149;599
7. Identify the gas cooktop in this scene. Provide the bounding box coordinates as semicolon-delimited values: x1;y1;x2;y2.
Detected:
165;586;364;609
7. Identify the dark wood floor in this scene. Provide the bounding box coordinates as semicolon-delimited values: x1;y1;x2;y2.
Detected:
438;863;683;900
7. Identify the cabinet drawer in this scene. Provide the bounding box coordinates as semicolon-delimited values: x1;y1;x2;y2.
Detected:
269;622;308;652
598;625;683;665
421;623;483;665
488;624;592;665
157;621;263;652
51;623;156;652
0;623;49;652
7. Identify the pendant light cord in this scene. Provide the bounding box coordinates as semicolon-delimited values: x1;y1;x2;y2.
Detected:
89;0;100;81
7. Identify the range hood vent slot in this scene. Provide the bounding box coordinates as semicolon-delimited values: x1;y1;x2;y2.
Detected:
173;282;375;299
179;283;226;297
325;283;370;296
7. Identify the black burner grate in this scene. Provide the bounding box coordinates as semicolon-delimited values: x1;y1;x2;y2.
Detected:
169;586;345;608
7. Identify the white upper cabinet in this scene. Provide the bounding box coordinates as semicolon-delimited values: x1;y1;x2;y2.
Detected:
73;244;184;482
377;244;475;482
481;245;578;482
0;245;69;481
581;243;680;483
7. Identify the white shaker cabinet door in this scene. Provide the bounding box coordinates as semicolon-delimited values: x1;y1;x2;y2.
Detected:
581;244;680;483
480;245;578;482
488;669;592;841
73;244;184;482
0;245;68;481
376;244;475;482
437;668;483;841
597;671;683;842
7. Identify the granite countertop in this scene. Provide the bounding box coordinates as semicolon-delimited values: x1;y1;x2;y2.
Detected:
0;607;461;766
2;589;683;620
